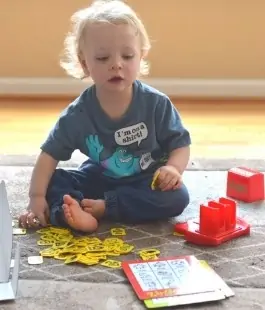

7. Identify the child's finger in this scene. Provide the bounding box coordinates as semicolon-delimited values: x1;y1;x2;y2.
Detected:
173;178;183;190
162;176;180;191
19;213;29;228
158;172;176;191
27;212;41;228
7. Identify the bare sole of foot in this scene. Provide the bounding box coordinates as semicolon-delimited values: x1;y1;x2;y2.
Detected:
63;195;98;233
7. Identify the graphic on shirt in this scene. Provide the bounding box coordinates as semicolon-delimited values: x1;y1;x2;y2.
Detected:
114;122;148;146
102;147;141;177
86;124;154;178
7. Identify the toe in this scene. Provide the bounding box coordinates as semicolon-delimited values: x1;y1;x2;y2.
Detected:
63;195;75;205
81;199;94;208
83;207;92;213
62;203;68;211
62;204;70;216
81;199;89;207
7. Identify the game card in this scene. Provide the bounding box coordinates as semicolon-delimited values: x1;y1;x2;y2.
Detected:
143;260;234;308
122;255;217;300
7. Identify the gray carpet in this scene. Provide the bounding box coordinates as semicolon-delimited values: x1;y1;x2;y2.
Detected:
1;164;265;289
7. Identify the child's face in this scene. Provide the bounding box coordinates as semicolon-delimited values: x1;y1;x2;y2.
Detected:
81;22;143;92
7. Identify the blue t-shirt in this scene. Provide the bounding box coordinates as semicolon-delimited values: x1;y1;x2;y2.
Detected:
41;80;191;179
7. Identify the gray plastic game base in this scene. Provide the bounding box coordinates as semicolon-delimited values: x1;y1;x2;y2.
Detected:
0;180;20;301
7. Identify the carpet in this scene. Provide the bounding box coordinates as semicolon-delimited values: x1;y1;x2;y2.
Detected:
1;165;265;289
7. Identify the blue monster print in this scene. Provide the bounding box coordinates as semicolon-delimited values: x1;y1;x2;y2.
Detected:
86;135;141;178
86;135;103;164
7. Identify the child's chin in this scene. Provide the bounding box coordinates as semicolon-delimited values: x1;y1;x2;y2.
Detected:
106;81;126;89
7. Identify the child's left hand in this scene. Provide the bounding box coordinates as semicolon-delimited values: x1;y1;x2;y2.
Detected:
153;165;182;191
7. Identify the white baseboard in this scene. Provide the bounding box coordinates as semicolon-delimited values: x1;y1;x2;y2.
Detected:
0;77;265;98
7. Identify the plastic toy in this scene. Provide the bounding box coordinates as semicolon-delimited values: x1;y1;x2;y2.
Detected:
0;180;20;301
226;167;264;202
174;197;250;246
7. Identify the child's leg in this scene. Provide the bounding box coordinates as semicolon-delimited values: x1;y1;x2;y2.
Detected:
94;173;190;223
46;164;106;232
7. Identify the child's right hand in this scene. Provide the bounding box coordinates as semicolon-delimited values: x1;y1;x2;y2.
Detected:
19;196;49;228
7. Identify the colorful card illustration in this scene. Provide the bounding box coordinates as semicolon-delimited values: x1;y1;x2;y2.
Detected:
122;256;234;308
144;260;234;308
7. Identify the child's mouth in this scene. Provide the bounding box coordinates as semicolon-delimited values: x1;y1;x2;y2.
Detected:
108;76;124;83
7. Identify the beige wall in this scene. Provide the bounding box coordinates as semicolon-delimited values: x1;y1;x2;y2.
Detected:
1;0;265;79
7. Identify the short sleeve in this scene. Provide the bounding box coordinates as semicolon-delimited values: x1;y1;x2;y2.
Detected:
155;96;191;153
40;108;80;161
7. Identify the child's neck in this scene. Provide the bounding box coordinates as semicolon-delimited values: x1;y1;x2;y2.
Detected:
96;85;133;120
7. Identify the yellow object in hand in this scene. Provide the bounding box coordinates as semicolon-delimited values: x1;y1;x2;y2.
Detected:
151;171;160;190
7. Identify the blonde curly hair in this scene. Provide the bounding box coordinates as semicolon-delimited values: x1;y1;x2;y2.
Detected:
60;0;151;80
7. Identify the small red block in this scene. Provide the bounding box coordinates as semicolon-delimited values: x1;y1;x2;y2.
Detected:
226;167;264;202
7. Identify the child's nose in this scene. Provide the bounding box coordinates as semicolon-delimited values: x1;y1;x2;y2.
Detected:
111;63;122;70
110;57;122;70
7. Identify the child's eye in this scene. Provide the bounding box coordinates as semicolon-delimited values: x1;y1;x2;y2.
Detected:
123;55;134;60
96;56;109;61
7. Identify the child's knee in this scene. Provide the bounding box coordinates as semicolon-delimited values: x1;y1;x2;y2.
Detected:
49;168;66;184
47;168;68;193
156;184;190;217
46;168;69;205
172;185;189;214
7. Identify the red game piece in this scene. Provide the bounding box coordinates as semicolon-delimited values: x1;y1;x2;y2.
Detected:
174;197;250;246
226;167;264;202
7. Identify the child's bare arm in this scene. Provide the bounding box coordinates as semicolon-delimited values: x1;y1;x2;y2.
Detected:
21;105;79;228
29;151;59;198
23;151;59;226
166;146;190;175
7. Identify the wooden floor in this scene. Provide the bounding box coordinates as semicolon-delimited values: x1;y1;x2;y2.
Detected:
1;96;265;159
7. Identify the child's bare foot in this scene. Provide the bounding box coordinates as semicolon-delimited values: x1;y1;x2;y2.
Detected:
62;195;98;233
81;199;106;219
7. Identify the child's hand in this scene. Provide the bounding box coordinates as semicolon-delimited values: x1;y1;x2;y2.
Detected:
19;196;49;228
154;165;182;191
